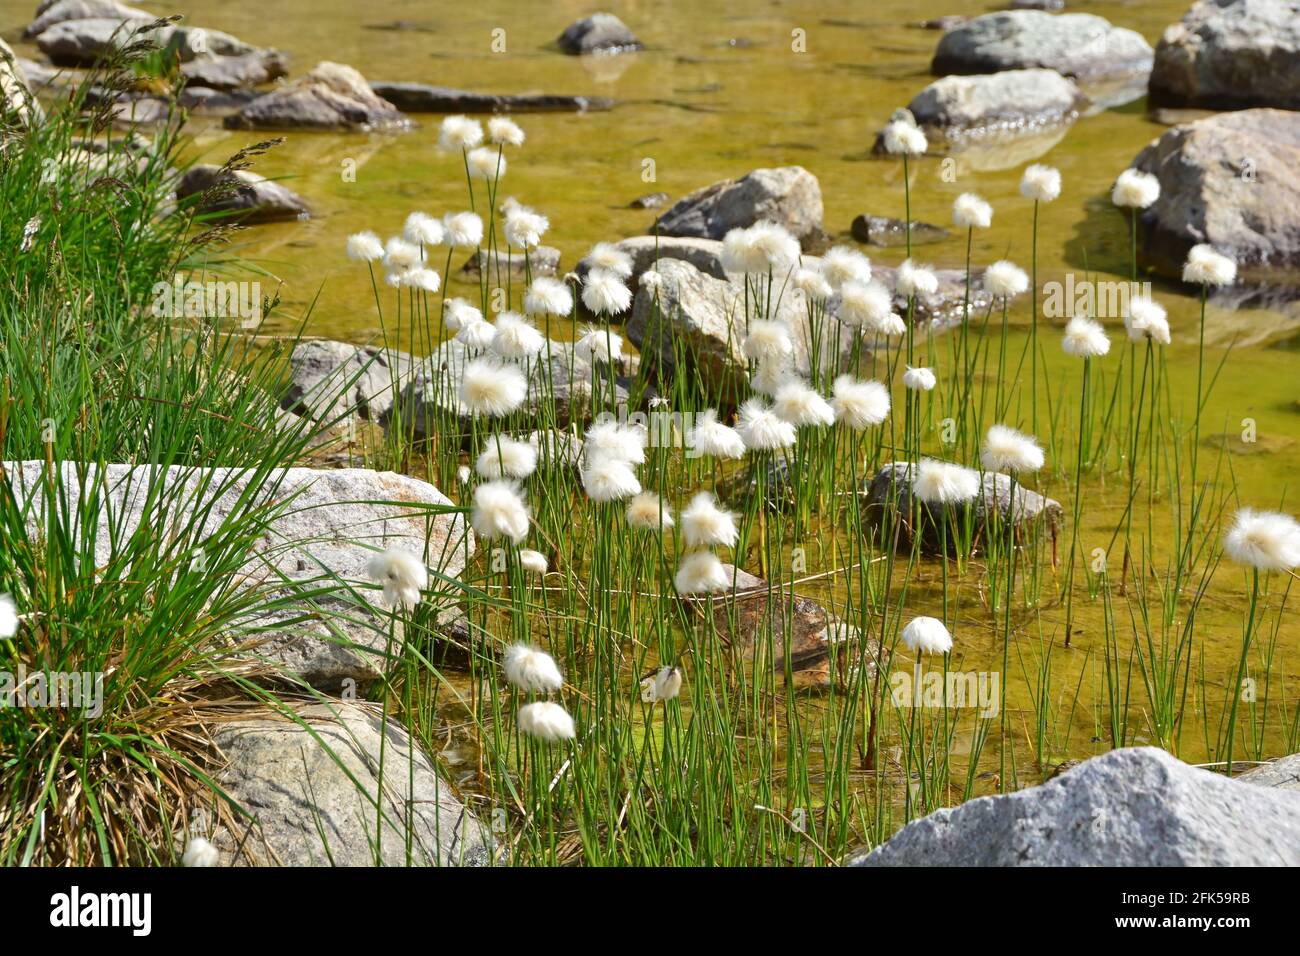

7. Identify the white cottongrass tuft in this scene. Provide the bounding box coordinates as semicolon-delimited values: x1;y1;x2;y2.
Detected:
488;116;525;146
476;435;538;480
721;226;767;274
901;616;953;655
896;259;938;298
518;701;575;742
518;549;548;575
582;457;641;502
736;397;797;451
443;297;482;332
1182;244;1236;287
981;424;1044;474
457;464;472;485
366;547;428;608
504;205;548;249
749;358;793;397
793;267;832;302
902;366;936;391
504;644;563;693
686;409;746;459
820;247;872;288
575;326;623;365
651;665;683;702
772;379;835;428
438;115;483;151
346;231;384;262
837;280;893;328
1020;164;1061;203
883;119;927;156
523;276;574;316
680;492;738;549
627;492;674;530
1111;169;1160;209
456;317;497;350
585;242;634;279
831;375;890;430
583;420;646;466
1224;509;1300;571
491;312;545;361
401;267;440;292
674;550;730;595
383;236;423;273
984;260;1028;299
912;459;980;505
182;836;219;868
953;193;993;229
466;146;505;180
742;320;794;365
747;221;801;273
1062;315;1111;358
404;212;445;247
460;358;527;416
581;269;632;315
641;268;665;294
0;594;17;639
874;311;907;337
443;211;484;248
1124;296;1171;345
471;480;530;544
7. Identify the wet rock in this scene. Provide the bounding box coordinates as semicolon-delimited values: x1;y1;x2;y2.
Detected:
177;86;263;113
23;0;149;39
1130;109;1300;284
863;461;1062;556
177;164;309;224
460;245;561;282
1149;0;1300;111
630;191;670;209
1008;0;1064;9
651;166;826;250
851;747;1300;865
215;701;491;866
576;235;728;282
557;13;643;55
931;11;1154;82
915;16;970;31
850;215;949;247
1239;753;1300;792
1;39;42;127
371;81;613;113
876;70;1086;152
871;264;993;330
224;61;411;132
281;340;415;423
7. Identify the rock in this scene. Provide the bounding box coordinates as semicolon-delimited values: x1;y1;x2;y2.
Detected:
1009;0;1064;9
281;340;415;423
915;16;970;31
557;13;643;55
1;39;42;127
931;11;1154;82
852;747;1300;865
13;55;61;90
176;86;263;114
3;461;471;690
224;61;411;132
371;81;612;113
630;191;670;210
460;245;561;282
877;70;1086;151
23;0;149;39
1129;109;1300;284
1239;753;1300;792
850;215;949;247
177;164;309;224
651;166;826;250
871;264;994;329
576;235;728;282
215;701;491;866
863;461;1062;555
387;338;628;442
1149;0;1300;110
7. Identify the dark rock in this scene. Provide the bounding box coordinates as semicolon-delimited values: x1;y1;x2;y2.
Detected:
177;164;309;224
1008;0;1064;9
629;191;670;209
224;61;411;131
557;12;643;55
851;215;949;247
460;245;561;282
652;166;825;250
371;81;612;113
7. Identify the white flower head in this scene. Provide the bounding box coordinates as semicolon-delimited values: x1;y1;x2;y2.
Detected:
749;358;793;398
896;259;939;298
523;276;574;316
883;120;927;156
401;267;441;292
581;269;632;316
346;231;384;262
903;366;936;391
650;665;683;702
0;594;17;639
674;550;730;595
491;312;545;361
1182;244;1236;287
1020;164;1062;203
504;644;563;693
439;114;483;152
1124;296;1170;345
772;379;834;428
456;317;497;350
742;320;794;365
953;192;993;229
831;375;890;430
586;242;634;280
793;267;832;302
837;280;893;328
582;457;641;502
748;221;801;273
721;226;768;274
504;206;548;249
913;459;980;505
488;116;525;146
583;420;647;466
182;836;219;868
627;492;674;531
984;260;1029;299
901;616;953;655
443;297;483;332
575;325;623;364
460;358;527;417
1112;169;1160;210
466;146;506;180
383;236;423;274
366;547;428;608
476;435;538;480
472;480;530;544
1062;315;1111;358
736;397;797;451
680;491;738;549
518;548;548;575
404;212;445;247
981;424;1044;473
443;211;484;248
820;247;872;288
518;701;575;742
686;408;746;459
1224;509;1300;571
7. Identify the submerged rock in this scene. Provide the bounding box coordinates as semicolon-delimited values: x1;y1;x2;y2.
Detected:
850;214;949;247
176;164;310;223
1149;0;1300;110
1129;109;1300;284
23;0;149;39
371;81;612;113
931;11;1154;82
224;61;411;131
281;340;415;423
215;701;491;866
557;13;643;54
651;166;826;250
629;191;670;209
851;747;1300;865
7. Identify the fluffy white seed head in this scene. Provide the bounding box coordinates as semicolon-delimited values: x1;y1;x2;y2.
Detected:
742;320;794;364
366;547;428;608
583;420;647;466
627;492;674;531
883;120;927;156
686;409;746;459
652;665;683;702
0;594;17;639
902;616;953;655
476;435;538;480
747;221;801;273
1124;296;1171;345
674;550;730;595
460;358;527;416
491;312;545;361
793;267;832;302
749;357;793;397
523;276;574;316
383;236;423;274
466;146;505;180
438;114;483;151
488;116;525;146
1224;509;1300;571
518;701;575;742
721;226;768;274
913;459;980;505
680;491;738;549
772;379;835;428
896;259;939;298
903;366;936;391
831;375;890;430
471;480;530;544
443;211;484;248
984;260;1028;299
504;644;563;693
456;317;497;350
518;549;548;575
1111;169;1160;209
581;269;632;315
1182;244;1236;287
820;247;872;289
736;397;797;451
182;836;219;868
981;424;1044;473
404;212;445;247
586;242;634;280
401;267;441;292
1020;164;1061;203
443;297;482;332
837;279;893;328
953;192;993;229
504;206;548;249
582;456;642;502
575;325;623;364
1062;315;1111;358
346;231;384;262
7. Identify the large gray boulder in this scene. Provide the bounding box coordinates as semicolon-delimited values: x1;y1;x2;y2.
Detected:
1149;0;1300;110
177;164;310;224
281;340;415;423
3;461;471;690
557;13;643;54
23;0;150;39
371;81;612;113
1;38;42;127
224;61;411;131
852;747;1300;865
931;11;1154;82
652;167;826;250
214;701;491;866
1130;109;1300;284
